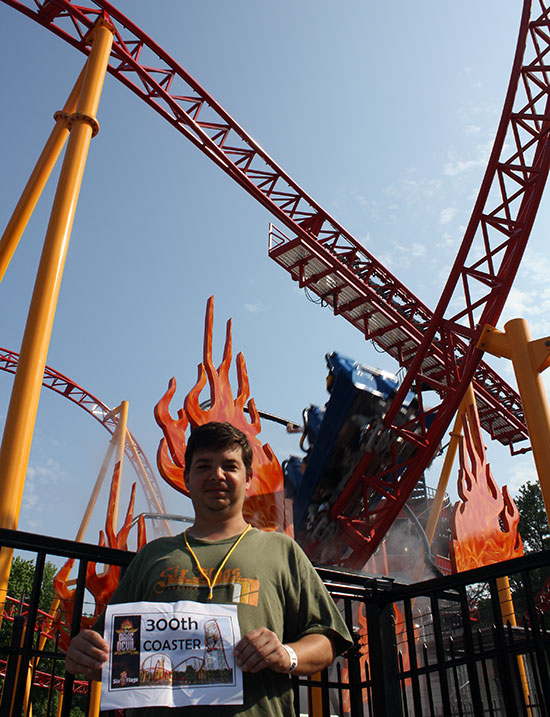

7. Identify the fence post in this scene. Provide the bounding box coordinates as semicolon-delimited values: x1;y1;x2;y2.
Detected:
345;628;365;717
0;614;25;716
364;580;403;717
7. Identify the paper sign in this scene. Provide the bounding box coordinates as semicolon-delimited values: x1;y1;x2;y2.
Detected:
101;600;242;710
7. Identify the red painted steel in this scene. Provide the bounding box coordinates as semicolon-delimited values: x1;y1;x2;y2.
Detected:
535;576;550;615
1;596;89;693
0;660;89;693
0;347;167;523
2;0;529;448
269;223;528;449
3;1;550;565
380;0;545;423
326;0;550;566
2;594;67;637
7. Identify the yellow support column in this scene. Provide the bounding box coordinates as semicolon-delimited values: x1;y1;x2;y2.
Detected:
478;319;550;523
0;15;114;637
0;17;113;529
76;429;118;543
496;575;532;713
426;385;477;545
89;680;102;717
111;400;129;531
308;672;324;717
0;67;85;284
476;317;550;714
125;430;173;536
26;421;121;712
410;385;476;583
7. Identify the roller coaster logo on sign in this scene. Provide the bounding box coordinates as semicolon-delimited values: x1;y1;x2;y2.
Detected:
101;600;243;711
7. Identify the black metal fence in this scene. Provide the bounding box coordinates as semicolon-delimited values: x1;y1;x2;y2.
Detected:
1;527;550;716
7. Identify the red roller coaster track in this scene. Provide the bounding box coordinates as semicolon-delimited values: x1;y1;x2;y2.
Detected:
2;0;549;565
0;347;167;524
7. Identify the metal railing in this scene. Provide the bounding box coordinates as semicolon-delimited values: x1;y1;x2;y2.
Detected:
1;528;549;715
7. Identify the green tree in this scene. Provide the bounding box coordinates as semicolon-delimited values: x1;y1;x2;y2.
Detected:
516;480;550;553
5;556;57;607
0;554;58;649
0;556;62;715
508;480;550;616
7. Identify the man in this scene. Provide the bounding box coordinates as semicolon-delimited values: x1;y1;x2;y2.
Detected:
66;421;352;715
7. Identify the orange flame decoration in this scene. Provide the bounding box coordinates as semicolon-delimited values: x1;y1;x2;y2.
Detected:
53;462;147;650
155;296;291;534
450;405;523;572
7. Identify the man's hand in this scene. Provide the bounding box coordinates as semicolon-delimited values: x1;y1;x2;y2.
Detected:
234;629;335;676
65;629;109;681
234;628;290;674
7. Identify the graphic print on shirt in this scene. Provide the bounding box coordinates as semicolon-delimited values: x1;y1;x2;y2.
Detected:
154;565;260;606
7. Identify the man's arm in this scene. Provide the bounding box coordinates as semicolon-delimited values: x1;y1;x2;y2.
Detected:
234;628;335;676
65;629;109;682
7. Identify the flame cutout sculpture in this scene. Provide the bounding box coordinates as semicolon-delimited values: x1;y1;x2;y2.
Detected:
155;296;290;534
450;405;523;572
53;462;147;649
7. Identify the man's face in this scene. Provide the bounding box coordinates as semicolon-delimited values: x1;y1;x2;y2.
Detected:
184;444;252;519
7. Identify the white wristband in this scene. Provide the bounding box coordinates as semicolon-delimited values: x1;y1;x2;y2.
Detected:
282;643;298;673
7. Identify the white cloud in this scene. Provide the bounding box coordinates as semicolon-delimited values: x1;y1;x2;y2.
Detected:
505;457;537;497
22;457;63;514
22;483;39;511
411;243;427;258
385;175;442;206
439;207;456;225
350;189;373;208
244;301;267;314
378;251;395;270
436;227;465;250
27;457;61;486
375;240;429;271
500;287;536;324
443;140;493;177
443;158;484;176
499;275;550;336
518;249;550;285
458;65;474;78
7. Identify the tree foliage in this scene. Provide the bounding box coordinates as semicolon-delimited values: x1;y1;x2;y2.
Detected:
515;480;550;553
0;556;67;715
1;555;58;646
5;555;57;609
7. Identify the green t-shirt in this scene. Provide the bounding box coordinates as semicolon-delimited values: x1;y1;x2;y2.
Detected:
99;528;352;716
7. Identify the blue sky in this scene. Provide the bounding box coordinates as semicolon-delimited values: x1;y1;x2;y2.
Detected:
1;1;547;546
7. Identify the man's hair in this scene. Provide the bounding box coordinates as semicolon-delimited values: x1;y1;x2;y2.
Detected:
184;421;254;473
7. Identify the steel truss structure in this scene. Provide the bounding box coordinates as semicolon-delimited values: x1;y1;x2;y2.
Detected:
0;347;166;519
3;0;550;565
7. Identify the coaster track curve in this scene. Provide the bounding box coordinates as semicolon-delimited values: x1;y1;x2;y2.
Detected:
3;0;550;564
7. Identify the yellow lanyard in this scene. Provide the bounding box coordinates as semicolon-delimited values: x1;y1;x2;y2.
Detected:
184;524;251;600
